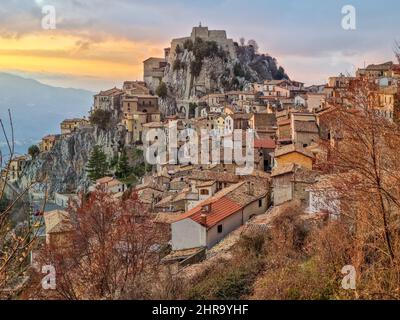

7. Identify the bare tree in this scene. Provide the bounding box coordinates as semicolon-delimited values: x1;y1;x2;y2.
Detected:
0;110;45;298
317;78;400;298
34;190;167;300
239;37;246;47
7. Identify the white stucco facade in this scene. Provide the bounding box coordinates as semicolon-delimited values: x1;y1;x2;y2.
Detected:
171;219;207;251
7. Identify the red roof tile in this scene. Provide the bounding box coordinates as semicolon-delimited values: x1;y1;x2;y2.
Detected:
178;196;242;229
254;138;276;149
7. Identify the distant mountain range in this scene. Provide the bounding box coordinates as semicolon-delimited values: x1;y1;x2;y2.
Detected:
0;73;94;157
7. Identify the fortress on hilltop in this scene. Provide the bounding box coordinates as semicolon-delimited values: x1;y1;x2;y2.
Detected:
169;24;237;61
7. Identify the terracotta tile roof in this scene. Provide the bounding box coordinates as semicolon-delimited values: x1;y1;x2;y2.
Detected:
254;138;276;149
189;170;239;184
96;176;114;185
176;180;270;229
42;135;58;141
253;113;277;128
365;61;393;71
278;119;291;126
274;144;314;159
135;180;164;192
233;113;252;120
177;196;242;229
97;87;123;97
44;210;73;234
197;180;216;188
271;164;296;177
293;121;319;133
155;194;175;208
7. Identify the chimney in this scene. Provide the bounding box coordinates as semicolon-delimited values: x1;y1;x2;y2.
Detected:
247;181;255;196
200;213;207;226
200;204;210;226
201;204;211;214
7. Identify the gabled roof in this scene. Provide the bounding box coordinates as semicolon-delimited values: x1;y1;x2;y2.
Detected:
293;121;319;133
175;179;269;229
274;144;314;159
271;163;296;177
44;210;73;234
96;87;123;97
178;196;242;229
188;170;239;184
254;138;276;149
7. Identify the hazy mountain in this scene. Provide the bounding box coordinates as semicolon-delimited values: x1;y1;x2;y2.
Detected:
0;73;94;156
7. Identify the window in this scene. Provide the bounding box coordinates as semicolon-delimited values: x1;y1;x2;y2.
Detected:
259;199;263;208
200;189;209;196
217;225;223;233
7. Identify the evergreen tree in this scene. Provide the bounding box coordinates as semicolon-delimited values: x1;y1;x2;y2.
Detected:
86;146;109;182
116;149;131;179
156;82;168;99
28;145;40;159
109;153;119;169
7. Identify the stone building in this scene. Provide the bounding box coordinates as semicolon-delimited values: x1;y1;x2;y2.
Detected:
40;134;60;153
271;164;319;206
121;94;161;144
60;118;89;135
171;179;270;251
93;87;124;111
8;155;28;182
169;25;236;62
143;57;168;91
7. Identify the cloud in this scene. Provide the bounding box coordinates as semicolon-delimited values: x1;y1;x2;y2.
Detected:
0;0;399;88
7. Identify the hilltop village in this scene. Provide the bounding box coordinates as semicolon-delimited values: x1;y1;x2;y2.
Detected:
2;26;400;287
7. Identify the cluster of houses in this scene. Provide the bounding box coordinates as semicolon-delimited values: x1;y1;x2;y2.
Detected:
4;58;400;267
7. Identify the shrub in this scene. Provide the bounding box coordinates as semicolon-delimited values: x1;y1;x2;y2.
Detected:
173;59;183;71
156;82;168;99
187;258;261;300
190;60;203;78
274;66;286;80
89;109;112;130
183;39;194;51
234;63;245;78
28;145;40;159
175;44;183;55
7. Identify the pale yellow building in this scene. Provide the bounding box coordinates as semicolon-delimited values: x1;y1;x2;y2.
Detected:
60;118;88;135
8;155;28;182
274;144;314;170
40;135;59;153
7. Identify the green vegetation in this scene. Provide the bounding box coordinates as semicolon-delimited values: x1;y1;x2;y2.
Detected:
156;81;168;99
274;66;286;80
190;60;203;77
109;153;119;170
28;145;40;159
115;149;131;180
89;109;112;130
183;39;194;51
175;44;183;55
173;59;184;71
86;146;148;186
233;63;245;78
86;145;109;182
187;37;227;78
189;103;198;118
0;197;9;212
186;234;265;300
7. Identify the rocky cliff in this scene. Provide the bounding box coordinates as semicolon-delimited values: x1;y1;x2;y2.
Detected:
162;40;288;111
18;125;126;195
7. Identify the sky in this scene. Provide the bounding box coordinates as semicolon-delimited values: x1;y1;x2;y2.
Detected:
0;0;399;91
